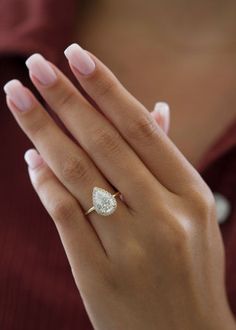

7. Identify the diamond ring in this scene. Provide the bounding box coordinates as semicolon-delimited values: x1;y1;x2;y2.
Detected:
84;187;120;217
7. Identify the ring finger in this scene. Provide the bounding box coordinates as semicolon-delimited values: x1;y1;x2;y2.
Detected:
24;53;165;212
3;79;130;253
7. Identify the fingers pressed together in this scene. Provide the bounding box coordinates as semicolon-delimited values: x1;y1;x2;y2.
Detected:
3;42;200;266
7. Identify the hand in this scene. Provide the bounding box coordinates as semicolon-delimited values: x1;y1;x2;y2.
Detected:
4;44;235;330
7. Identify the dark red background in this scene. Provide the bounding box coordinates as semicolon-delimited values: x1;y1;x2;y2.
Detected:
0;0;235;329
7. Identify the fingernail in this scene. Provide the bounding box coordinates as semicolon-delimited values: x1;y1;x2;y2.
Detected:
64;43;96;75
25;53;57;86
24;149;44;170
4;79;32;112
153;102;170;133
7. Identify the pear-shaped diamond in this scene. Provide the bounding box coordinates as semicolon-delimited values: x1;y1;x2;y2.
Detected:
92;187;117;216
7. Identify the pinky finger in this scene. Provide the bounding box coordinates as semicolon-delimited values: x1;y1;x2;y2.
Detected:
24;149;108;288
151;102;170;134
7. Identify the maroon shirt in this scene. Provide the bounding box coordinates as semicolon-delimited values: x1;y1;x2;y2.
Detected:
0;1;235;329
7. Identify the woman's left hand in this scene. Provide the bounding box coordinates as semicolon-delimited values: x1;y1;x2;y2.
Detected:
4;44;236;330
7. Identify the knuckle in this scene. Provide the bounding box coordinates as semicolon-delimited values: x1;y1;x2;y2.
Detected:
89;127;121;154
169;224;194;275
60;155;90;183
162;219;192;260
49;198;77;224
126;114;158;142
151;202;192;251
93;76;117;99
188;183;216;224
32;167;51;193
55;89;76;110
171;222;190;248
26;110;48;139
203;185;216;208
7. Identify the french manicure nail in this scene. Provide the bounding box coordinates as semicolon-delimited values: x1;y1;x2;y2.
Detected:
154;102;170;133
26;53;57;86
64;43;96;76
24;149;43;170
4;79;32;112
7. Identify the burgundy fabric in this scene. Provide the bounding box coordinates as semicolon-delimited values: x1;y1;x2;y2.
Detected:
0;0;235;329
199;120;236;316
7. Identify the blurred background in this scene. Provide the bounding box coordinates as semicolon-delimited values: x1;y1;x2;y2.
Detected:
0;1;235;329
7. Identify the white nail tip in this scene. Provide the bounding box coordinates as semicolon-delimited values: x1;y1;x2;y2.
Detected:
154;102;170;116
24;149;43;170
64;43;83;59
3;79;22;94
25;53;43;67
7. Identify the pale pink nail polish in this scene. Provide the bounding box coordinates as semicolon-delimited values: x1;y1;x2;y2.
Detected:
25;53;57;86
64;43;96;75
24;149;43;170
4;79;32;112
153;102;170;133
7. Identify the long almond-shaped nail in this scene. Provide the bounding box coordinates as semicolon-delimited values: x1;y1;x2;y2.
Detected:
26;53;57;86
64;43;96;75
24;149;44;170
153;102;170;133
4;79;32;112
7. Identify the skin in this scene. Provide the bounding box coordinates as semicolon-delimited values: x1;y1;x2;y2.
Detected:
4;49;236;329
77;0;236;166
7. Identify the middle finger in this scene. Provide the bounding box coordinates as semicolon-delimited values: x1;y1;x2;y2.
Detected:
25;54;165;211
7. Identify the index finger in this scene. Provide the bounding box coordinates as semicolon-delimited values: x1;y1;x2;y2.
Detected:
64;43;202;195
